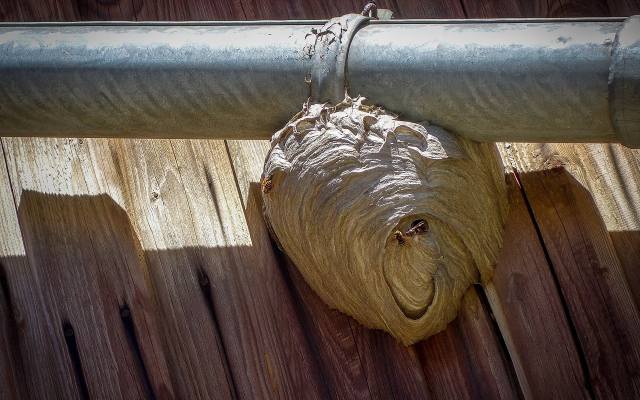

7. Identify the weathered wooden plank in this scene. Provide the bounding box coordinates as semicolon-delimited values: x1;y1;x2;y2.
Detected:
0;272;22;400
0;0;22;21
134;0;243;20
227;140;377;399
351;326;430;400
504;143;640;307
15;0;78;21
516;165;640;398
393;0;465;18
1;137;235;399
2;138;178;399
0;150;27;400
607;0;640;15
0;140;85;399
88;137;332;399
487;174;591;399
283;256;372;400
417;287;520;400
171;139;330;398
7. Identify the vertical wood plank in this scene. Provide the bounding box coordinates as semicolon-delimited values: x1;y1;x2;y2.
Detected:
464;2;640;398
417;287;520;399
93;137;328;399
505;143;640;308
486;174;591;399
0;149;27;400
125;3;333;398
0;0;22;21
0;141;83;399
2;138;178;399
168;139;329;399
227;140;377;399
518;166;640;398
606;0;640;15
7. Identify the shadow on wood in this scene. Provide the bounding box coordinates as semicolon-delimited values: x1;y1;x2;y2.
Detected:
4;170;639;398
0;187;526;399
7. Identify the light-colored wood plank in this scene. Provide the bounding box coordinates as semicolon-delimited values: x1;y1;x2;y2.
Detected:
2;137;177;399
86;137;331;399
0;140;84;399
0;150;27;400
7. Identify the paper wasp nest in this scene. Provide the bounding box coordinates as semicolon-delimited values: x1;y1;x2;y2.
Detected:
262;96;508;344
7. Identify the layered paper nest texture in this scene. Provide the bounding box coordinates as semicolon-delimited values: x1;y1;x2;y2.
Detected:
262;96;507;344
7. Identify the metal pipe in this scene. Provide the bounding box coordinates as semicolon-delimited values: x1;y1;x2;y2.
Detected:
0;16;638;147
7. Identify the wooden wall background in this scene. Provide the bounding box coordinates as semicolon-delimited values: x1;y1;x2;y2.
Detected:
1;0;640;399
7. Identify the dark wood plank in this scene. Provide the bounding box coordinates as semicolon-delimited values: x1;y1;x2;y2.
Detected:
238;0;359;20
15;0;78;21
606;0;640;15
0;165;26;400
166;139;329;399
14;191;175;399
393;0;465;18
417;287;520;400
0;142;85;400
487;174;591;399
0;0;22;21
555;0;611;16
276;242;372;400
519;167;640;398
352;326;431;400
0;269;23;400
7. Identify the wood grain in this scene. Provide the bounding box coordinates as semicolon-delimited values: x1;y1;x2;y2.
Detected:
95;137;333;399
0;140;84;399
517;165;640;398
0;149;27;400
2;1;640;400
465;2;640;399
417;287;519;399
486;174;590;399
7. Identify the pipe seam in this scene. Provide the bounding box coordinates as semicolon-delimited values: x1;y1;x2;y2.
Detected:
307;14;370;104
610;15;640;148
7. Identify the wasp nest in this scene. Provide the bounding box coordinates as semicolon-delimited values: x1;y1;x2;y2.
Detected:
262;96;508;344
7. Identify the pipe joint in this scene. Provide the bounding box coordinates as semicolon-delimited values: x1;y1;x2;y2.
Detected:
306;14;370;103
610;15;640;148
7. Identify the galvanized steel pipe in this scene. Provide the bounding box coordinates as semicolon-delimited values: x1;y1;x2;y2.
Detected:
0;16;639;147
